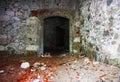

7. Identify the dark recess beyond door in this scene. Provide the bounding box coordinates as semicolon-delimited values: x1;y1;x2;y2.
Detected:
43;16;69;55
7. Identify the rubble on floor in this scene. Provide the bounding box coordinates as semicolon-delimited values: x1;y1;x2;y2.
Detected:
0;54;120;82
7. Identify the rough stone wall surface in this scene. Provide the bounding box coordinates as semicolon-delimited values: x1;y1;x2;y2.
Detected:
0;0;75;54
80;0;120;66
0;0;41;54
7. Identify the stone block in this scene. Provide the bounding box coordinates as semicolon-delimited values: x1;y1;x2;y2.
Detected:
74;37;80;42
0;46;5;51
0;15;10;21
26;45;38;51
117;44;120;52
73;49;78;53
0;34;8;45
30;3;39;10
5;10;14;16
111;41;116;45
109;59;118;65
114;33;119;39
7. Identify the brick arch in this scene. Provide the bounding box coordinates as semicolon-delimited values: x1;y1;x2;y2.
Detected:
38;9;73;21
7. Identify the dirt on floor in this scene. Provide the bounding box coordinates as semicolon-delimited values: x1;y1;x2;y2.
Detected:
0;54;120;82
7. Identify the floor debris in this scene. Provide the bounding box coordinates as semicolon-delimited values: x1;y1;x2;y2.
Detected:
0;54;120;82
0;70;4;73
20;62;30;69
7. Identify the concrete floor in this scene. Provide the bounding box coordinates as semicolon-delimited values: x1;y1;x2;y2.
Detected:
0;54;120;82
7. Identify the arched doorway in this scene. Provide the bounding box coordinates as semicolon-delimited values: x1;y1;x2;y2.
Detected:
43;16;69;55
37;9;74;55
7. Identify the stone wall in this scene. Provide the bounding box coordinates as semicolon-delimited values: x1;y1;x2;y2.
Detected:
0;0;75;54
79;0;120;66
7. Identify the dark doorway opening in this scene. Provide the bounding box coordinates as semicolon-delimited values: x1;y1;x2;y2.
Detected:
43;16;69;55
